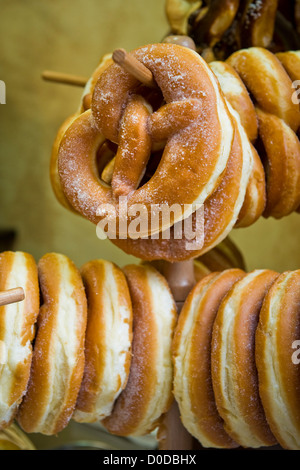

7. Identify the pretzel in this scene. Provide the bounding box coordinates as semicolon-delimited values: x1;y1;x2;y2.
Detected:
166;0;300;60
58;44;237;252
0;252;39;430
165;0;202;35
113;102;253;261
239;0;279;49
189;0;240;50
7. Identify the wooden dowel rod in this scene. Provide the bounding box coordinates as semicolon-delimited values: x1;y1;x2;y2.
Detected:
41;70;88;87
0;287;25;307
112;48;156;88
152;259;197;451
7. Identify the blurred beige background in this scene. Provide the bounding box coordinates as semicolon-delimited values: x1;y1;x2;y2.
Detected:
1;0;300;273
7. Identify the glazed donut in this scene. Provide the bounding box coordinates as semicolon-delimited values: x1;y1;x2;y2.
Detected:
276;50;300;84
226;47;300;218
239;0;279;49
226;47;300;133
73;260;133;423
165;0;202;36
166;0;300;60
58;43;234;239
189;0;240;50
102;263;177;436
17;253;87;435
50;113;79;214
173;268;245;448
209;60;258;143
255;107;300;218
0;252;39;429
208;59;266;227
234;144;266;228
211;269;279;448
196;236;246;273
255;270;300;450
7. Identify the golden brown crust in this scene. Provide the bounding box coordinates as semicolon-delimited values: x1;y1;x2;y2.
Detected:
276;51;300;83
58;43;234;241
17;253;87;435
227;47;300;132
211;270;279;448
112;110;251;261
235;144;266;228
255;270;300;449
74;259;133;422
173;269;245;448
102;264;177;436
256;108;300;218
0;252;39;429
50;114;79;214
210;60;258;142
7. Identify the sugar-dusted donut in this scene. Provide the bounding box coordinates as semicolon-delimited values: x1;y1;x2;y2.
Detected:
17;253;87;435
0;252;39;429
255;270;300;450
211;269;279;448
173;268;245;448
73;259;133;423
102;263;177;436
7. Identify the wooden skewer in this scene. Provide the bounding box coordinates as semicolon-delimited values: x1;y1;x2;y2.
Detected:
41;70;88;87
152;259;198;451
0;287;25;307
112;48;156;88
41;48;156;89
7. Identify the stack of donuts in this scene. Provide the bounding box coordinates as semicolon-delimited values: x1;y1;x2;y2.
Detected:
1;248;300;449
51;41;300;264
0;241;241;438
173;267;300;450
166;0;300;60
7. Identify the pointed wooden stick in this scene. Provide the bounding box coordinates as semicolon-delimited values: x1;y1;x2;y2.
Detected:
0;287;25;307
41;70;88;87
152;259;198;451
112;48;156;88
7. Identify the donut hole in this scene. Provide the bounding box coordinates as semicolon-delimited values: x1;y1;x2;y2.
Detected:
138;149;164;187
133;84;165;112
254;135;269;183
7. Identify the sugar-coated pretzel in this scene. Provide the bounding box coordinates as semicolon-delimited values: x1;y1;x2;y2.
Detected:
189;0;240;49
89;43;233;235
57;43;241;258
166;0;300;60
0;252;39;430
